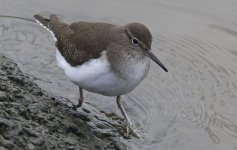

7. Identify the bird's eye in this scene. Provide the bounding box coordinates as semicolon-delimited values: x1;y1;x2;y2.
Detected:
132;38;139;46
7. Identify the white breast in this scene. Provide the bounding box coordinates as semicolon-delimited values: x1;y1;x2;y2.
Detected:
56;50;149;96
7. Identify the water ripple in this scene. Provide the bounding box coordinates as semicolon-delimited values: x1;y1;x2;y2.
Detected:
139;34;237;148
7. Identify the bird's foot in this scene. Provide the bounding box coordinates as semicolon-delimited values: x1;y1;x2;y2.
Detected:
71;101;82;111
123;122;141;138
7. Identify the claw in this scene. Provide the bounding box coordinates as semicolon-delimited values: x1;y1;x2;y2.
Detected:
71;104;79;110
124;122;141;138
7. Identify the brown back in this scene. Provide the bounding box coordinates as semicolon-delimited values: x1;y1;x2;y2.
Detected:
49;16;115;66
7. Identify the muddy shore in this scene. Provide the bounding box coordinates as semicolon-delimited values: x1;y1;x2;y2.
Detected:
0;55;127;150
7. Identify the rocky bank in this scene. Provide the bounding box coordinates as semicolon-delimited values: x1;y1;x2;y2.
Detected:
0;55;127;150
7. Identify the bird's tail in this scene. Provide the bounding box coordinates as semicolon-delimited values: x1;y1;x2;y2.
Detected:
34;15;50;29
34;14;65;34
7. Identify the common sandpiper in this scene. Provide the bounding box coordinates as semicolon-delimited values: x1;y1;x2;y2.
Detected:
34;14;168;136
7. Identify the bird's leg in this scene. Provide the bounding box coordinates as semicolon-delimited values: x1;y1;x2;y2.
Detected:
78;87;84;107
73;87;84;110
116;96;136;134
116;96;140;138
116;96;132;127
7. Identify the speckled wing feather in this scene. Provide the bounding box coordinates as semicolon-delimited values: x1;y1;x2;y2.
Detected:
35;15;115;66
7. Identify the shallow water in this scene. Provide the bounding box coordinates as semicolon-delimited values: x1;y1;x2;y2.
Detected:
0;0;237;149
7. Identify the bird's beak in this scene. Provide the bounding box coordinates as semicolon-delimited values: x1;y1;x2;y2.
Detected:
147;50;168;72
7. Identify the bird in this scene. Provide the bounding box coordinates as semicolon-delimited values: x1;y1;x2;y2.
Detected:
34;14;168;136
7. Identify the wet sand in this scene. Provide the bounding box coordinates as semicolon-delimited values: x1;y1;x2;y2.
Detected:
0;0;237;149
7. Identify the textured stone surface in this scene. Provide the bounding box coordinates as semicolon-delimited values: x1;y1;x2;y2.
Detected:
0;55;126;150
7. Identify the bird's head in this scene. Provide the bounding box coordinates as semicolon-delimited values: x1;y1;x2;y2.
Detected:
125;23;168;72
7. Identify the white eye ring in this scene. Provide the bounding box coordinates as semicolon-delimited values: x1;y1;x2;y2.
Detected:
132;38;139;46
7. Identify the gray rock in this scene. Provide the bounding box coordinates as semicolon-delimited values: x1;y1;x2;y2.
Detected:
0;55;127;150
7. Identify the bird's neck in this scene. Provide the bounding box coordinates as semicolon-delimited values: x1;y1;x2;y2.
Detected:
106;48;150;79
